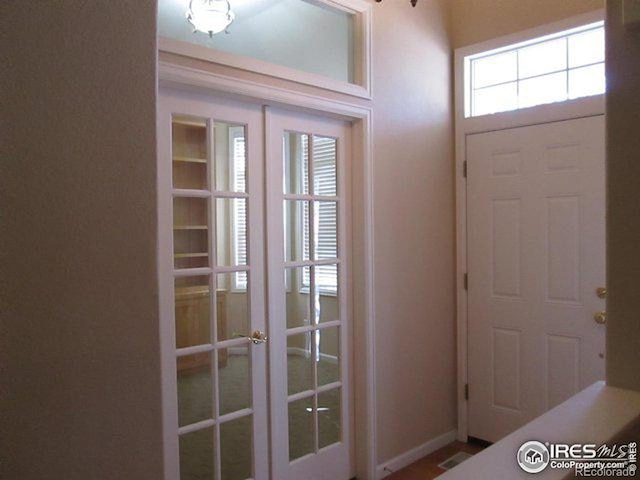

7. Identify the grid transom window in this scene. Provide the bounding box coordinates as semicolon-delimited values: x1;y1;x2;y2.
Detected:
465;21;605;118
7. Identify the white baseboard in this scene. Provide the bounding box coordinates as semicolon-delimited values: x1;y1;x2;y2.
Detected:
375;429;457;479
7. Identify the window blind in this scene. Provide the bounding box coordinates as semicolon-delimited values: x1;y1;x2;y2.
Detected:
232;133;247;289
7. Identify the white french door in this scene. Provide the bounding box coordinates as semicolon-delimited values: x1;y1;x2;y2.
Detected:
158;88;353;480
266;108;353;480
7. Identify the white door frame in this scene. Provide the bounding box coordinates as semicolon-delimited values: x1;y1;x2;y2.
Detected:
454;10;605;442
158;61;378;479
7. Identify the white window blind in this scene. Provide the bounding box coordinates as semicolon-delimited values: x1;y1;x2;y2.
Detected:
302;136;338;294
231;129;247;290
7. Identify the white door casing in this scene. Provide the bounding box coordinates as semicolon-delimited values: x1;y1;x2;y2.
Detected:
466;116;606;442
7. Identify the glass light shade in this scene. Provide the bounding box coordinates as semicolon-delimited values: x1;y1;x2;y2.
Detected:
186;0;235;37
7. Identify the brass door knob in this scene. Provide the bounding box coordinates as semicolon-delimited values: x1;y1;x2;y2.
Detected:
594;311;607;325
233;330;268;344
596;287;607;299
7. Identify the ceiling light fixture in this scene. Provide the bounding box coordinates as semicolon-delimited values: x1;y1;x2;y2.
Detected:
186;0;235;37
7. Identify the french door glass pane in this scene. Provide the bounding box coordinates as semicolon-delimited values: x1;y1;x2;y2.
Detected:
179;427;216;480
175;276;211;348
219;344;251;416
174;197;210;269
317;327;340;387
284;200;310;262
315;265;339;324
288;396;315;461
287;332;313;395
314;201;337;260
172;116;208;191
283;132;309;195
220;416;253;480
286;266;312;328
215;198;247;267
214;122;247;193
312;136;337;196
215;273;249;342
177;353;214;427
318;388;341;449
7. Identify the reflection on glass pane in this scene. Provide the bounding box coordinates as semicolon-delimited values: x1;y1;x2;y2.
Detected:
172;116;207;160
215;198;247;267
318;388;341;449
179;427;215;480
219;344;251;416
284;132;309;195
216;273;249;342
518;38;566;79
314;265;339;325
174;197;209;269
317;327;340;387
177;353;213;427
220;415;253;480
519;71;567;109
288;396;315;461
314;201;337;260
472;51;517;88
284;200;310;262
569;28;604;68
287;332;313;395
312;136;337;196
175;276;211;349
473;82;518;116
569;63;605;99
286;266;311;328
214;122;246;193
172;116;207;190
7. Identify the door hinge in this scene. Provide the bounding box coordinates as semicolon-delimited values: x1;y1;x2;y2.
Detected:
464;383;469;400
463;161;468;178
463;273;468;290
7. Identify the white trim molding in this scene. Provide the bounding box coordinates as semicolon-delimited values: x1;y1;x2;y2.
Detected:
158;59;378;479
159;0;372;99
375;430;457;479
454;9;605;442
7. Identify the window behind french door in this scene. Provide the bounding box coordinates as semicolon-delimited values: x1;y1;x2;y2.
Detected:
158;90;352;480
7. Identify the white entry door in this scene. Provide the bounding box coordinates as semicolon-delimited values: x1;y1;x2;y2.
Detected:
158;88;353;480
467;115;606;442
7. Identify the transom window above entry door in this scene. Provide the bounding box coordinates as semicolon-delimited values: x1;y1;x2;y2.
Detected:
464;21;605;117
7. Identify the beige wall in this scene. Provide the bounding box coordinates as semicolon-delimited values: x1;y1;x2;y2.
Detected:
2;0;456;475
1;2;162;479
605;1;640;392
371;0;456;463
450;0;603;48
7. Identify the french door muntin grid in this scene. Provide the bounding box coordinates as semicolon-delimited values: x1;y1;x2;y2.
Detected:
283;131;342;459
172;115;256;479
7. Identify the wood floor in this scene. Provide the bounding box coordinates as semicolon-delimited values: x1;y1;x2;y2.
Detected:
384;441;485;480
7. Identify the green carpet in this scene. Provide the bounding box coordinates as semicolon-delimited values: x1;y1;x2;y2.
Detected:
178;354;340;480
